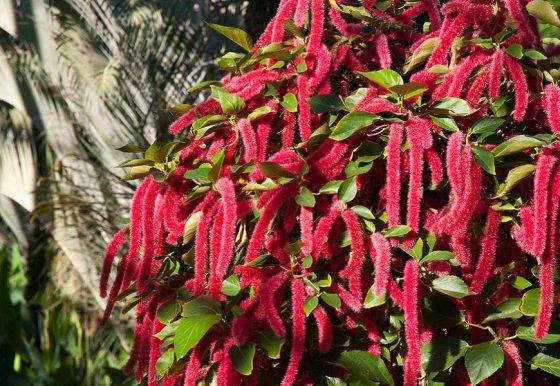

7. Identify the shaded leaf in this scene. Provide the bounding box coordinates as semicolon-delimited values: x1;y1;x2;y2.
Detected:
465;342;504;385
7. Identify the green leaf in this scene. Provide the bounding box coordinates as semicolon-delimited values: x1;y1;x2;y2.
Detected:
157;300;180;324
183;165;212;183
358;69;403;90
517;320;560;344
384;225;411;238
295;187;316;207
320;180;343;194
257;328;285;358
321;292;342;309
206;22;254;51
222;275;241;296
188;80;222;92
422;336;469;372
330;111;379;141
420;251;455;265
304;296;319;316
492;135;546;158
168;103;193;118
433;98;473;116
405;37;439;73
337;350;395;386
482;298;522;323
510;275;532;290
470;117;505;135
326;377;348;386
183;212;202;244
506;44;523;59
210;86;246;115
301;255;313;269
229;342;256;375
247;106;273;121
496;164;536;197
280;92;298;112
308;94;345;113
390;82;427;98
471;147;496;175
117;158;155;168
520;288;541;316
351;205;375;219
183;295;221;317
430;115;459;132
524;49;548;60
155;350;175;376
121;165;153;181
526;0;560;27
174;314;221;359
422;297;464;328
531;353;560;377
364;286;387;308
432;275;469;298
258;161;296;178
339;177;358;203
117;143;147;153
465;342;504;385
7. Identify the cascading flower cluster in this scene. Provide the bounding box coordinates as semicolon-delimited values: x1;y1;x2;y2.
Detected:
100;1;560;385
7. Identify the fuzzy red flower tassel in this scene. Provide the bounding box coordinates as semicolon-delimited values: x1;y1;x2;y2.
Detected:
403;260;420;386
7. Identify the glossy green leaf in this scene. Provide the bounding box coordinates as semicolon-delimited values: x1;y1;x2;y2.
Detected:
155;349;175;376
258;161;296;178
206;22;254;51
247;106;273;121
465;342;504;385
174;314;221;359
280;92;298;112
320;180;343;194
471;146;496;175
330;111;379;140
384;225;411;238
338;177;358;203
229;342;256;375
470;117;505;135
482;298;522;323
520;288;541;316
295;187;316;207
422;297;464;328
432;275;469;298
321;292;342;309
405;37;439;72
421;336;469;372
492;135;546;158
420;251;455;265
506;44;523;59
364;286;387;308
337;351;395;386
308;94;345;113
351;205;375;219
210;86;245;115
517;320;560;344
358;69;403;90
157;300;180;324
257;328;285;359
496;164;535;197
526;0;560;27
433;97;472;116
430;115;459;132
304;296;319;316
222;275;241;296
182;295;221;318
531;353;560;377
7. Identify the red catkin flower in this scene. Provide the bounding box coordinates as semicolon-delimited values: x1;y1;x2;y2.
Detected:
294;0;309;27
137;179;161;292
193;202;218;296
488;50;504;99
371;232;392;297
544;83;560;133
312;305;333;353
237;118;257;162
386;124;404;228
280;279;306;386
406;120;426;233
504;55;528;122
376;33;391;69
403;260;420;386
300;205;314;256
339;207;365;299
503;340;523;386
470;208;501;293
100;228;127;298
209;178;238;299
536;260;554;339
260;272;288;338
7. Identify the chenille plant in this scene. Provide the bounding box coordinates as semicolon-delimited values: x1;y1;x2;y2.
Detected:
101;0;560;385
